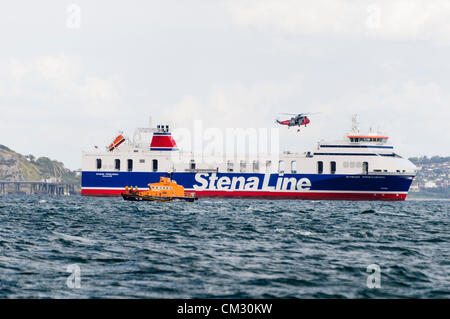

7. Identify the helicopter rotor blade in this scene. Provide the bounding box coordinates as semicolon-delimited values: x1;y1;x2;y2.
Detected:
302;112;321;115
278;112;322;117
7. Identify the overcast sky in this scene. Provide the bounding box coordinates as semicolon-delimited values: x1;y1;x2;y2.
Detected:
1;0;449;169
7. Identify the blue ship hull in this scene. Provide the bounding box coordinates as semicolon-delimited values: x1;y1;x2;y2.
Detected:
81;171;414;201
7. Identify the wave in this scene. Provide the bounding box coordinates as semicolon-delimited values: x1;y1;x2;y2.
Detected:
51;231;98;245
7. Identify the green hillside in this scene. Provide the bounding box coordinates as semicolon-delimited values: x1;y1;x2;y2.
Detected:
0;144;79;184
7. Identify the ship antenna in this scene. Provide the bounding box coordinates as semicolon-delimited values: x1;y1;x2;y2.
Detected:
351;114;360;134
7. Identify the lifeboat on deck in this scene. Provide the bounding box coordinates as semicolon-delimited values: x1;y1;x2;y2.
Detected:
108;134;125;151
121;176;197;202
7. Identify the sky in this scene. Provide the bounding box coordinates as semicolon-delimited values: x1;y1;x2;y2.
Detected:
0;0;449;169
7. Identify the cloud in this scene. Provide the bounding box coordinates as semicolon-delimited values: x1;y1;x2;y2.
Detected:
0;56;120;118
307;81;450;157
162;78;450;159
0;55;122;169
162;76;304;130
160;77;304;156
224;0;450;44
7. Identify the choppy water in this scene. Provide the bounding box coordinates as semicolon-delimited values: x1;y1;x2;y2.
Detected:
0;195;448;298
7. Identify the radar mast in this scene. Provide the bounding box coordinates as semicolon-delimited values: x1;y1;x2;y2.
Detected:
351;114;360;134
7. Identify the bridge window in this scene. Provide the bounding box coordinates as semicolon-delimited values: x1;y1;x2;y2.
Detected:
265;160;272;173
152;159;158;172
227;160;233;172
127;159;133;172
291;160;297;173
240;160;246;173
114;159;120;170
278;160;285;174
317;161;323;174
363;162;369;175
252;160;259;172
330;161;336;174
96;159;102;170
190;159;196;170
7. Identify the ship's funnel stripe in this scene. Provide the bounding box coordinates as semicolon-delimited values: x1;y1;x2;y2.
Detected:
150;148;179;151
150;134;178;150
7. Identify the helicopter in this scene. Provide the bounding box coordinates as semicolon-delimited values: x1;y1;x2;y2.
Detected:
276;113;314;132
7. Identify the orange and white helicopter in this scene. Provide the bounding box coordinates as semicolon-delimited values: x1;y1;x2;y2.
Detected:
276;113;316;132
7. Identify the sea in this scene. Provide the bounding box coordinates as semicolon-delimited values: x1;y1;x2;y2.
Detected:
0;195;448;298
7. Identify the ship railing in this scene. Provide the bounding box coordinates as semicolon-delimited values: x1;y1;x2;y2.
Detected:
368;171;414;176
184;168;219;173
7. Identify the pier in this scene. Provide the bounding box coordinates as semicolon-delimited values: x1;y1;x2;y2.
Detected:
0;181;78;195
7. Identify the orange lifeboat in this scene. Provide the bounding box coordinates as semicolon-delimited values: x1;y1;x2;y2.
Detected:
122;177;197;202
108;134;125;151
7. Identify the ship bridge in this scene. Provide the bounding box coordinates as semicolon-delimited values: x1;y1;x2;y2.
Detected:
315;115;399;157
310;116;416;176
317;133;396;155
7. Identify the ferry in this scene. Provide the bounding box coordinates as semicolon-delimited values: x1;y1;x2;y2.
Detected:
81;117;417;201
